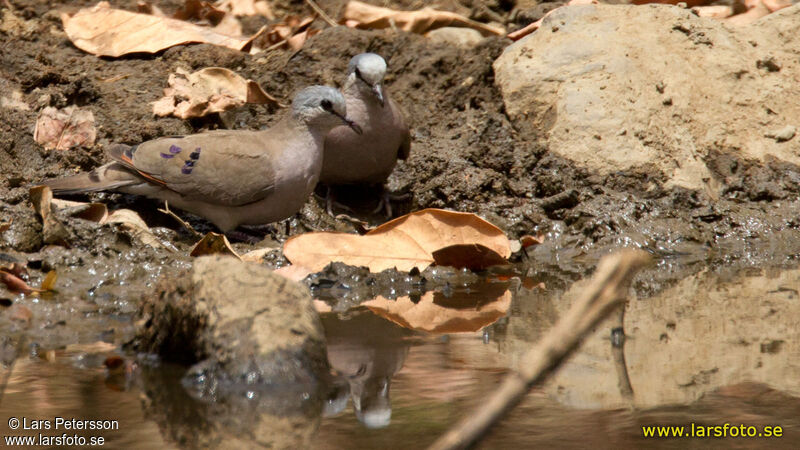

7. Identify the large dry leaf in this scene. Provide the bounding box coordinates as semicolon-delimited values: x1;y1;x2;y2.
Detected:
152;67;279;118
283;209;511;272
33;106;96;151
61;2;263;57
248;15;318;52
342;1;505;37
190;232;240;259
362;286;511;333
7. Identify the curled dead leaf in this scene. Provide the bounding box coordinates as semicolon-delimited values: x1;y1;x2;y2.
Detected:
1;271;32;294
190;232;241;259
62;2;263;57
152;67;281;118
104;209;166;249
284;209;511;273
520;234;544;249
362;285;511;333
215;0;274;19
0;220;10;233
342;1;505;37
33;105;96;151
29;186;70;245
51;198;109;223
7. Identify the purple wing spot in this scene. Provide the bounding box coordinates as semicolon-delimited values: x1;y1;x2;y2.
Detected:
181;166;193;175
189;151;200;160
169;145;182;154
183;160;195;167
160;152;176;159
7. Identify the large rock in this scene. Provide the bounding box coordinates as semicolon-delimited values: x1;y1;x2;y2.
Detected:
132;255;328;389
494;4;800;192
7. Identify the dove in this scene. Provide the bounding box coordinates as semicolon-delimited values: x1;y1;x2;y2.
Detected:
43;86;361;232
319;53;410;213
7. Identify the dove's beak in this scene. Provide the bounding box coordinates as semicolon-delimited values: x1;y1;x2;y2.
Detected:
334;111;363;135
372;84;385;108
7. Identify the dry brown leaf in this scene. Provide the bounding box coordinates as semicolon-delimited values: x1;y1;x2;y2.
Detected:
248;15;316;52
29;186;70;245
362;287;511;333
342;1;505;37
51;198;109;223
61;2;263;57
174;0;243;37
33;106;96;151
1;271;32;294
190;232;241;259
104;209;164;249
508;0;597;41
520;234;544;249
39;270;58;292
283;209;511;273
272;264;313;282
215;0;274;19
0;220;10;233
152;67;280;118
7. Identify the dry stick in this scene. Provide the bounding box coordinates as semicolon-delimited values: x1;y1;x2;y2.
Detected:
428;249;652;450
157;201;201;238
304;0;338;28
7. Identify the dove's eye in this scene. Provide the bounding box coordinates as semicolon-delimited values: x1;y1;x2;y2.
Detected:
320;99;333;111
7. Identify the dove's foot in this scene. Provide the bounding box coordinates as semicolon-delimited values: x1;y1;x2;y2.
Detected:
372;191;411;217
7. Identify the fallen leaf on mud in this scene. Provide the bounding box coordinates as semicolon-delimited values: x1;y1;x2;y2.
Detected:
190;232;241;259
239;246;274;262
61;2;263;57
51;198;109;223
507;0;597;41
520;234;545;249
152;67;280;118
248;15;318;52
283;209;511;272
104;209;165;249
691;5;733;18
0;220;10;233
33;106;96;151
273;264;313;282
39;271;58;292
173;0;243;37
103;355;125;371
0;271;32;294
362;286;511;333
29;186;70;245
215;0;274;19
342;1;505;37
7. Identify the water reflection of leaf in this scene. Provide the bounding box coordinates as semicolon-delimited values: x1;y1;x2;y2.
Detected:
362;286;511;334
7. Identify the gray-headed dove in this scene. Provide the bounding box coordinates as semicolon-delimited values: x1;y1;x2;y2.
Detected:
320;53;410;186
43;86;361;231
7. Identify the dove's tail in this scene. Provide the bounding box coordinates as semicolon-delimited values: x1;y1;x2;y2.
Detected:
43;162;140;195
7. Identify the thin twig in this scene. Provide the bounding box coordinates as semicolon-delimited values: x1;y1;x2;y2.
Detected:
428;249;651;450
304;0;338;28
157;201;201;238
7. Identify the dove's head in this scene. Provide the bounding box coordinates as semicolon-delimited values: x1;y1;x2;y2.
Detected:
347;53;388;107
292;86;362;134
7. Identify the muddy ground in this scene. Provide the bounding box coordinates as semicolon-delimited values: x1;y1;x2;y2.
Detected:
3;0;800;349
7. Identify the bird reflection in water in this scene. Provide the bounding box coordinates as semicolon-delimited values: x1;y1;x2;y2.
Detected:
321;310;413;429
